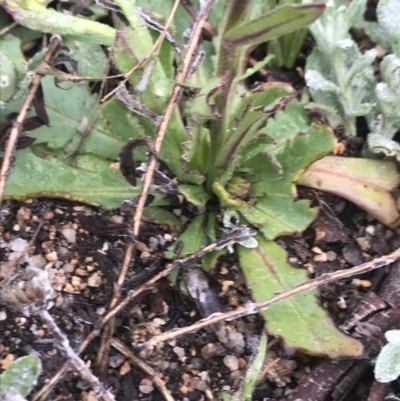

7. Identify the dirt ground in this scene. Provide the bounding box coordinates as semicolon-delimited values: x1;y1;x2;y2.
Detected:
1;174;400;401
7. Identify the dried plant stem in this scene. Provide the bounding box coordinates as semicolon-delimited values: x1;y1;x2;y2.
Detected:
40;311;115;401
0;21;18;37
95;0;180;377
0;37;59;209
33;236;231;401
34;245;400;401
111;338;175;401
147;249;400;345
96;0;218;379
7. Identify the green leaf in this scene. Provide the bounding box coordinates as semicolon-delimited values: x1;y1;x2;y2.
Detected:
1;0;116;45
223;3;325;48
215;82;296;184
239;197;317;240
0;355;42;396
242;330;267;400
63;37;108;77
165;214;208;259
0;77;137;161
232;54;275;83
178;185;211;207
247;122;336;197
238;237;365;358
4;149;140;209
375;342;400;383
142;207;182;230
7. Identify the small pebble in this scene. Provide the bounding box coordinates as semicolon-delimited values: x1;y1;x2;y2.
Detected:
64;283;75;293
366;225;375;235
110;215;124;224
0;310;6;321
119;361;131;375
9;238;29;252
44;211;54;220
139;379;154;394
173;346;185;359
71;276;82;288
61;227;76;244
313;253;328;262
109;354;125;368
45;251;58;261
88;272;102;287
30;254;47;269
223;355;239;371
326;251;337;261
62;263;75;273
201;343;226;360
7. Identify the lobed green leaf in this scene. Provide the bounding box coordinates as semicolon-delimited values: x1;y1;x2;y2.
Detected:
238;237;365;358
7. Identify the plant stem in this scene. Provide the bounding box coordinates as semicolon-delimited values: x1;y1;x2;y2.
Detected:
206;0;252;190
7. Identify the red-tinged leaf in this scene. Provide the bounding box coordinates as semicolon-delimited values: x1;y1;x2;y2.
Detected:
298;156;400;228
223;3;326;48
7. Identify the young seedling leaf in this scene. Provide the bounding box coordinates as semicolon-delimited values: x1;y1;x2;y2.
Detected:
242;331;267;400
238;237;365;358
215;82;296;184
0;355;42;396
385;330;400;346
223;3;325;48
298;156;400;227
375;342;400;383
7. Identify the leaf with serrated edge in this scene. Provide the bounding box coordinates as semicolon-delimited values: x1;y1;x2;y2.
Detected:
246;123;336;197
223;3;325;48
238;237;364;358
4;149;140;209
240;197;316;240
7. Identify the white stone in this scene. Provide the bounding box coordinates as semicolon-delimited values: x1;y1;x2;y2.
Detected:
61;227;76;244
9;238;29;252
223;355;239;371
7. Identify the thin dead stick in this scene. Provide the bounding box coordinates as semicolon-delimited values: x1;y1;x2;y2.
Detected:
111;338;175;401
101;0;181;102
33;244;400;401
0;21;18;37
40;311;115;401
32;236;231;401
147;249;400;345
256;358;281;385
0;37;59;209
95;0;182;378
132;0;218;236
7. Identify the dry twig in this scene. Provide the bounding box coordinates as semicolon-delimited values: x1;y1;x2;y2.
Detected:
95;0;183;378
146;248;400;345
0;37;59;209
111;338;175;401
33;232;240;401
